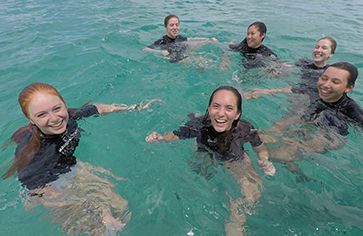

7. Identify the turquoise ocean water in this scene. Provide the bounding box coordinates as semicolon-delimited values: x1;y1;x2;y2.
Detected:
1;0;363;235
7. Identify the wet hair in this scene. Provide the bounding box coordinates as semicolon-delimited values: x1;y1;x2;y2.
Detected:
327;62;358;86
3;83;66;179
164;15;180;27
318;36;337;54
204;86;242;129
248;21;267;41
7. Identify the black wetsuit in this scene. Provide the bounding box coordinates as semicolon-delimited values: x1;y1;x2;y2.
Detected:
147;35;188;62
172;115;262;161
302;94;363;136
16;104;99;190
291;58;328;101
229;38;278;69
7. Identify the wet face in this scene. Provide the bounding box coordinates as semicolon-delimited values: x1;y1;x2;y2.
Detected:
165;17;180;39
246;25;264;49
312;39;333;67
208;90;241;133
27;93;69;135
317;67;353;103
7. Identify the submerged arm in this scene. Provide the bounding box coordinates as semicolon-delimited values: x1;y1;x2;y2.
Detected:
243;86;292;99
253;143;276;176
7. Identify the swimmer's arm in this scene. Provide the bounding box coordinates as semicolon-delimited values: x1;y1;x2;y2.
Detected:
188;37;218;43
143;47;170;56
243;86;292;99
145;131;179;143
94;99;163;115
253;143;276;176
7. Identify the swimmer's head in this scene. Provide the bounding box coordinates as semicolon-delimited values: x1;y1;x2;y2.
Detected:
246;21;267;48
318;36;337;54
19;83;69;135
248;21;267;41
317;62;357;103
164;15;180;39
327;62;358;86
207;86;242;132
312;36;337;67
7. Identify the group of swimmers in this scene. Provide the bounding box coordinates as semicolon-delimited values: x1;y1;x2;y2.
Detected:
2;14;363;236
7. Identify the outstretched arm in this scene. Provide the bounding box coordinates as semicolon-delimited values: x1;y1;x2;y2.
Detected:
145;131;179;143
95;98;163;115
143;47;170;56
187;37;218;43
243;86;292;99
253;143;276;176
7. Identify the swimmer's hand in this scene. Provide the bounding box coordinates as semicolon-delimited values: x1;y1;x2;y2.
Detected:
209;37;218;43
242;91;260;100
161;50;170;56
258;160;276;176
145;131;179;143
145;131;164;142
111;99;163;112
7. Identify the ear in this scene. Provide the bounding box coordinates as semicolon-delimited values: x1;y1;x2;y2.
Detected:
345;84;354;93
234;112;241;120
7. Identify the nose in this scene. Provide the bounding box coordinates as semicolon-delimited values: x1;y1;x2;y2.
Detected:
49;112;58;121
216;108;226;117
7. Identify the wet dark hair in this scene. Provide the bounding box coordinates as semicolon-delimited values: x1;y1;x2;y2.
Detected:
248;21;267;41
204;86;242;129
318;36;337;54
164;15;180;27
327;62;358;86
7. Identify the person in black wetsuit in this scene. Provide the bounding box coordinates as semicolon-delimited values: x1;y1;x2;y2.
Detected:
143;14;217;63
264;62;363;164
244;36;337;101
221;21;278;70
145;86;275;236
2;82;161;235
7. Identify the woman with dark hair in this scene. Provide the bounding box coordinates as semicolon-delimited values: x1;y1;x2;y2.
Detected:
3;82;161;235
225;21;278;69
146;86;275;236
143;14;217;63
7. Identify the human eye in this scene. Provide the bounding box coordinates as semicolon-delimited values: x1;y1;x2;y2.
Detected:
53;106;62;112
332;79;341;85
226;106;234;111
320;75;328;81
36;112;47;118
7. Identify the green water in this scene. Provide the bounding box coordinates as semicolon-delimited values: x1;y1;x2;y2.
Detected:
1;0;363;235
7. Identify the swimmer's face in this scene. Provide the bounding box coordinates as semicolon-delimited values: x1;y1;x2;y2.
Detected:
165;17;180;39
317;67;353;103
246;25;265;49
208;90;241;133
312;39;333;67
27;93;69;135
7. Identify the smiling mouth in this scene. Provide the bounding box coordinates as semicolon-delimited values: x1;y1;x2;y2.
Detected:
49;119;64;128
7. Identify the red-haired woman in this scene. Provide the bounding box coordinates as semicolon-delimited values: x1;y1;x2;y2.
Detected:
3;82;161;235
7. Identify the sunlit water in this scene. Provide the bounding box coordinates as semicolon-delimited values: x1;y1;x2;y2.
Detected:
1;0;363;235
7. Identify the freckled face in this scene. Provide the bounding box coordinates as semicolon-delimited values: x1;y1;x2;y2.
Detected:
208;90;241;133
165;17;180;39
312;39;333;67
246;25;264;49
317;67;353;103
27;93;69;135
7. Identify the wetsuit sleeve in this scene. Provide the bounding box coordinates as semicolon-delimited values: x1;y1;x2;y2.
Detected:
68;104;99;120
344;99;363;127
172;116;202;139
248;127;263;147
228;38;246;52
147;38;163;49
